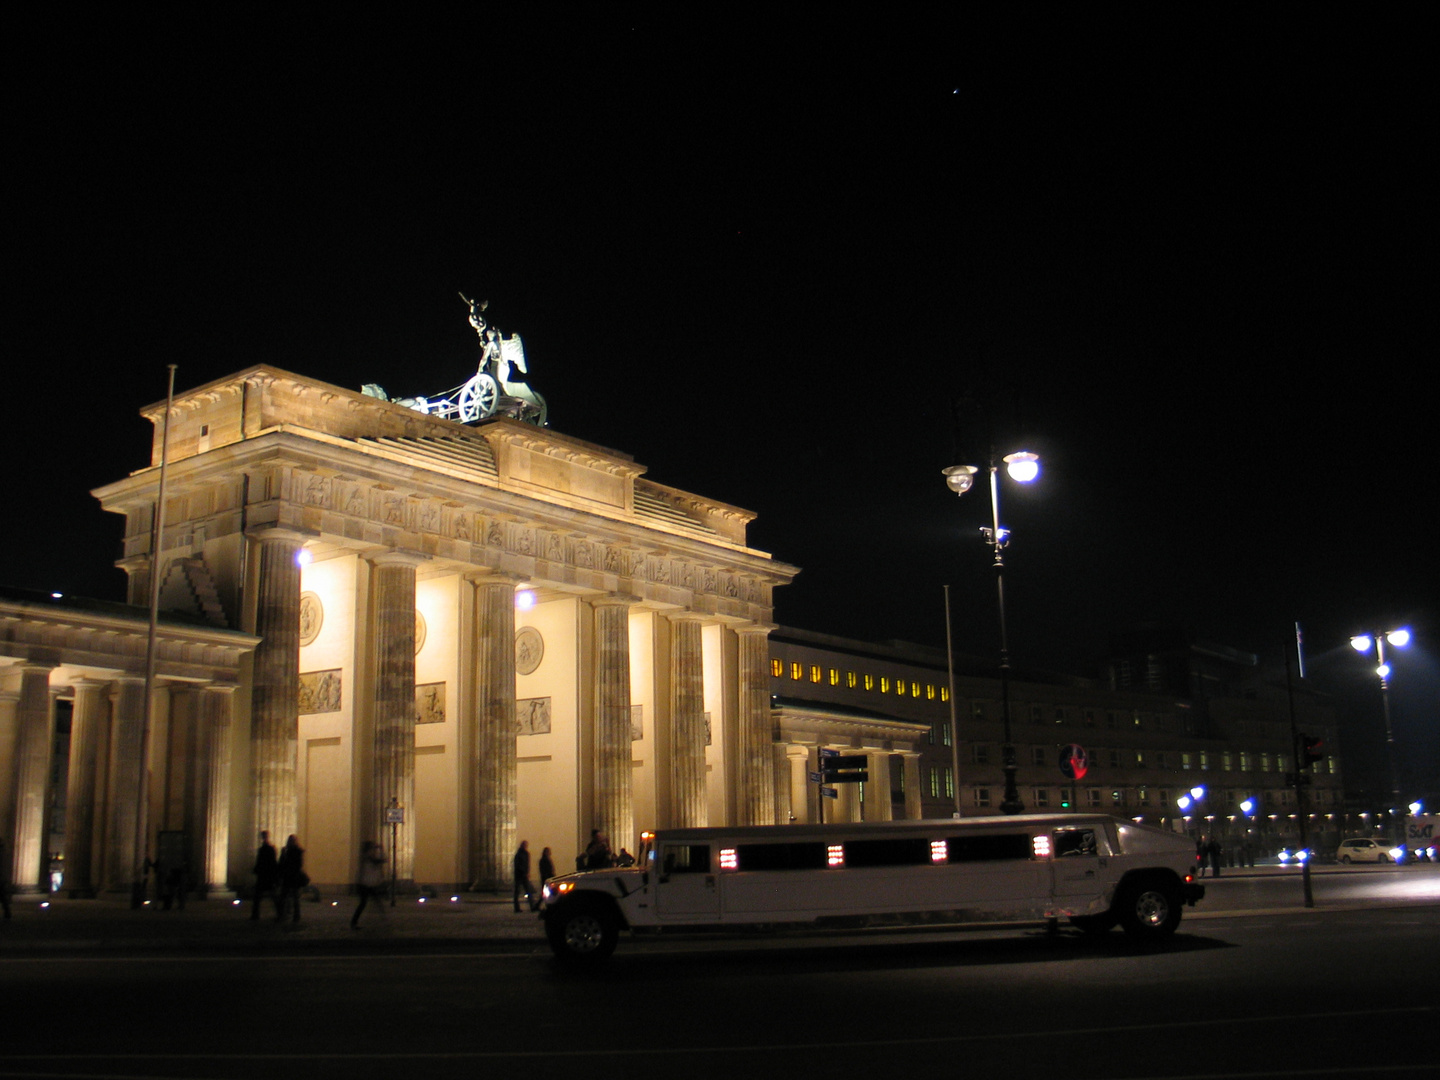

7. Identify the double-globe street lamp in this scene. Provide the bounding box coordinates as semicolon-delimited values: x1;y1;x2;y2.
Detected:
1350;628;1411;845
943;450;1040;816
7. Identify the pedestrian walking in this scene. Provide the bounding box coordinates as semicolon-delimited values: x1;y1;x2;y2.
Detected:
584;829;613;870
513;840;537;912
537;845;556;903
351;840;388;928
250;831;280;920
276;834;307;923
1207;837;1223;878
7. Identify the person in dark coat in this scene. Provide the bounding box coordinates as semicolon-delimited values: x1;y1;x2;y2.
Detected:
513;840;536;912
276;835;306;923
537;846;556;903
250;831;280;920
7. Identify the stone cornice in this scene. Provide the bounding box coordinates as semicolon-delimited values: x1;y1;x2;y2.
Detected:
0;596;258;681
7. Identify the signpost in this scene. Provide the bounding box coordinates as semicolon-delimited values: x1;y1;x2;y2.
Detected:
384;799;405;906
816;749;868;824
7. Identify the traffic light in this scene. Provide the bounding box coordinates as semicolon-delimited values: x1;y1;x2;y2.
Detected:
1298;734;1325;771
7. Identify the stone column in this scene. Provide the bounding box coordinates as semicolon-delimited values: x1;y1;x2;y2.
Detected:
249;528;304;844
902;753;924;820
10;664;56;893
197;684;237;895
667;613;707;828
733;625;775;825
863;752;893;822
592;596;636;852
471;576;517;891
370;552;420;887
104;677;147;894
63;679;109;897
0;689;19;857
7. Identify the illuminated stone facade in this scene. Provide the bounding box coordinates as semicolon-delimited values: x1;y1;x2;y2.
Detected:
68;366;798;891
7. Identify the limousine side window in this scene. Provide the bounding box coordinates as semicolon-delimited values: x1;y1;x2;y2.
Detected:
661;844;711;878
1053;827;1111;858
944;833;1034;863
732;842;829;871
843;837;934;868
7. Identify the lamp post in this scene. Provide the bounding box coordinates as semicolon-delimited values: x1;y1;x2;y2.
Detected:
1350;628;1411;846
942;449;1040;816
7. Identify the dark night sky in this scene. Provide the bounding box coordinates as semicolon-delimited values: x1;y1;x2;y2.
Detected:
8;8;1436;794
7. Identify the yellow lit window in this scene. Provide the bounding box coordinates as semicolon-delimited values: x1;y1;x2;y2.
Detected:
926;684;936;700
846;671;856;688
863;674;874;691
910;681;920;698
828;668;839;686
880;677;890;693
941;687;950;702
810;665;821;683
790;662;802;681
771;659;783;678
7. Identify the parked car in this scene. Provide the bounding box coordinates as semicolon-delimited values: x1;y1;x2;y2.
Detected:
1336;837;1403;863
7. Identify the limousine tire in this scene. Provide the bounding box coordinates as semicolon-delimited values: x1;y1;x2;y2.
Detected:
1116;879;1183;939
546;902;619;964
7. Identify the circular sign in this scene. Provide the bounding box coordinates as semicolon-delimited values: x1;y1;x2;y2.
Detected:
1059;743;1089;781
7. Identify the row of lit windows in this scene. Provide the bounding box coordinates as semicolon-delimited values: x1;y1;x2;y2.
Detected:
773;659;949;701
958;786;1331;811
957;742;1335;776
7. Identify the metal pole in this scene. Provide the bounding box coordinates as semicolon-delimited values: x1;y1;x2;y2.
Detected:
133;364;177;908
943;585;962;818
1283;629;1313;908
988;461;1023;815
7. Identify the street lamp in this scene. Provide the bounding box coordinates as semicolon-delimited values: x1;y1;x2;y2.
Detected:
1350;628;1411;843
942;450;1040;815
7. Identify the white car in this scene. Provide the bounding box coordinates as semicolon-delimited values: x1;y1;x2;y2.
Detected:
1336;837;1402;864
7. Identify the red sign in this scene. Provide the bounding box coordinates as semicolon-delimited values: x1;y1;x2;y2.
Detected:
1059;743;1089;781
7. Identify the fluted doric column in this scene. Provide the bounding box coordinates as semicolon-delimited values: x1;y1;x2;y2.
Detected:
104;677;147;894
249;529;304;845
470;575;517;891
667;613;707;828
902;753;923;820
63;678;109;897
10;664;56;893
592;596;636;852
370;552;420;887
864;752;893;822
197;684;237;895
734;625;775;825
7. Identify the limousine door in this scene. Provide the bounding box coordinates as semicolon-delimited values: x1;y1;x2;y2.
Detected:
1050;825;1112;915
654;842;720;921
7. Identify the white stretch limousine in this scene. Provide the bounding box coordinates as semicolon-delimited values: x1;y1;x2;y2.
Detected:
541;814;1204;962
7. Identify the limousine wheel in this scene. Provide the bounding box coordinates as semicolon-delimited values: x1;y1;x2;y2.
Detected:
1117;881;1182;939
547;903;619;963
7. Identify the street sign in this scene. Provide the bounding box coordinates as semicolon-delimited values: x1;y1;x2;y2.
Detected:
821;787;838;799
821;754;869;784
1059;743;1089;781
809;771;824;783
384;807;406;825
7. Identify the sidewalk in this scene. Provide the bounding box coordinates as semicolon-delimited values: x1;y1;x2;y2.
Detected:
0;892;550;956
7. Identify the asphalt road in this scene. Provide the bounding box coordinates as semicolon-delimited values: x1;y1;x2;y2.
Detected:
1;867;1436;1080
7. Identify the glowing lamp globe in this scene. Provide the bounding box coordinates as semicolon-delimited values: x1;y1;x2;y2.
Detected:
942;465;977;496
1003;451;1040;482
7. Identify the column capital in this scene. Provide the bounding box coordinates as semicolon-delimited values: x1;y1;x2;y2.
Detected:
465;569;526;586
245;526;317;545
734;622;777;638
69;677;112;690
591;592;641;609
661;609;706;624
